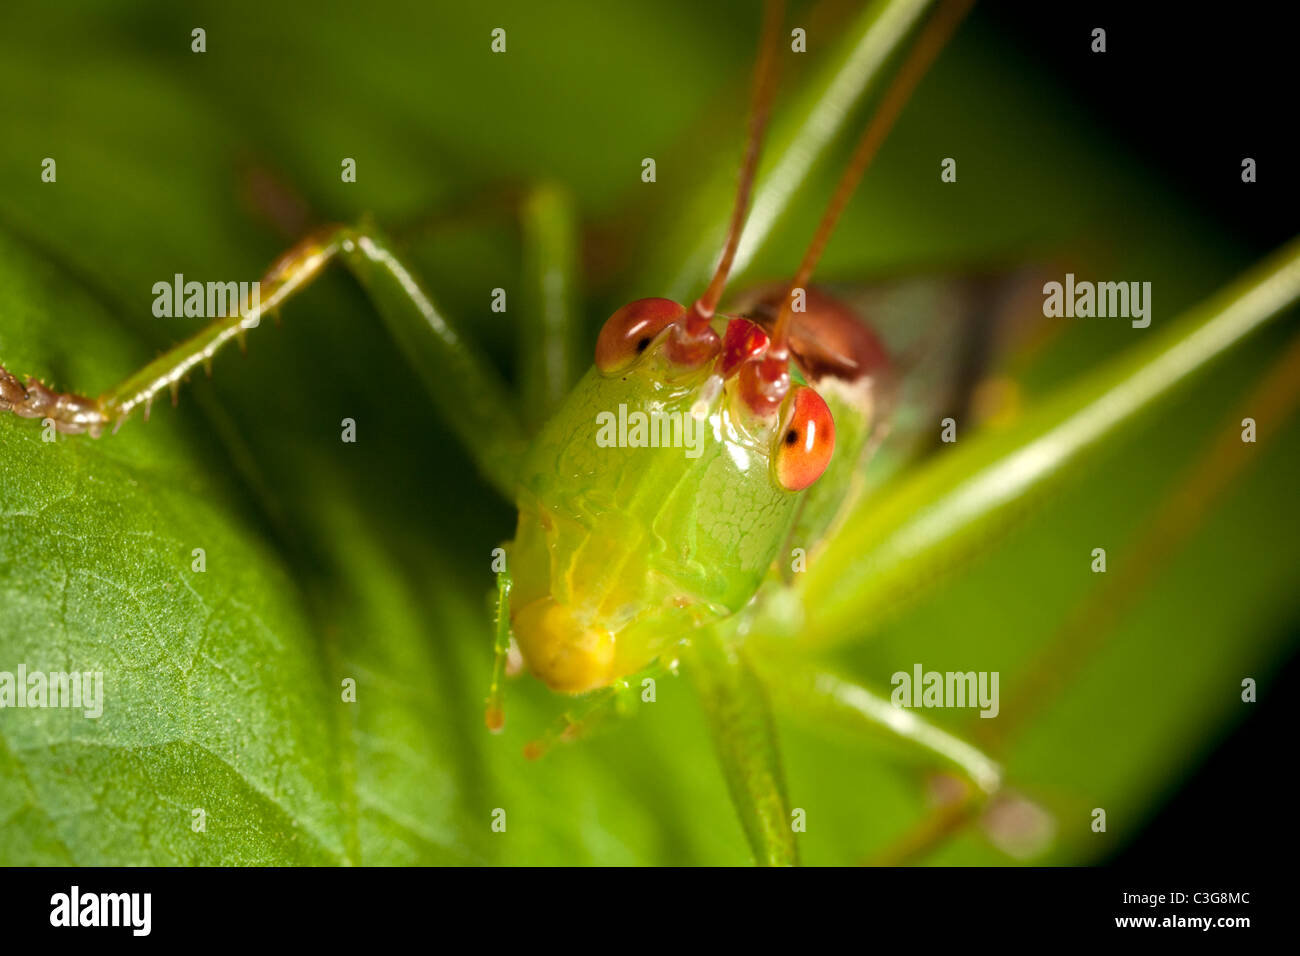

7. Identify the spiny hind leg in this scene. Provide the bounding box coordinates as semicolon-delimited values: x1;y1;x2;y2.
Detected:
0;221;527;497
2;226;345;436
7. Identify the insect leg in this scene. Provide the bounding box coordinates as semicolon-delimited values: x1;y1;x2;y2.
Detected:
686;623;798;867
749;659;1011;864
755;662;1002;795
395;181;582;429
484;566;514;733
325;221;527;497
520;659;668;761
984;322;1300;750
863;786;985;866
783;238;1300;651
519;184;582;429
0;221;528;498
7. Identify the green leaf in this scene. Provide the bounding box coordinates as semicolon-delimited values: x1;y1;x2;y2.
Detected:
0;229;349;864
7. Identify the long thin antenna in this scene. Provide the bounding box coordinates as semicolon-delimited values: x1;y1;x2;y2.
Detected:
770;0;974;352
688;0;787;327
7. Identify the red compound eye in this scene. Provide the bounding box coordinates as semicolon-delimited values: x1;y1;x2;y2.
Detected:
774;386;835;491
595;298;686;373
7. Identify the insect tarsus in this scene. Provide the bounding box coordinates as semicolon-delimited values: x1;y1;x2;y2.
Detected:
0;365;106;436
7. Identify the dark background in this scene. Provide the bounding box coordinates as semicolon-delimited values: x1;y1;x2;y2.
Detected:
992;0;1295;867
992;1;1295;250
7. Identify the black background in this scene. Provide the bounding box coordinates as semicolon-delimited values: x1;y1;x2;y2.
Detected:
990;1;1295;251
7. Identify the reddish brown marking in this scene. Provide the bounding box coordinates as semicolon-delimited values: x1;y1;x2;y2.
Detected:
664;315;722;368
737;354;789;417
719;317;770;378
743;285;890;384
0;365;106;436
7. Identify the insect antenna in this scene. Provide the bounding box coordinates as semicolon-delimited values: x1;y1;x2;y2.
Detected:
768;0;974;360
681;0;786;337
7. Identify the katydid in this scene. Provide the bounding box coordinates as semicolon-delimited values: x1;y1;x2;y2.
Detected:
4;0;1300;868
494;0;974;704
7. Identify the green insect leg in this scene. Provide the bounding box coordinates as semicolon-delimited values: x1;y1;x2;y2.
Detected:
1;221;529;499
519;659;669;761
518;183;582;429
755;661;1003;795
751;657;1005;864
485;566;514;733
686;622;798;867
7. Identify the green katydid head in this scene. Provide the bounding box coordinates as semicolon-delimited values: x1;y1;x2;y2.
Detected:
506;290;889;694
